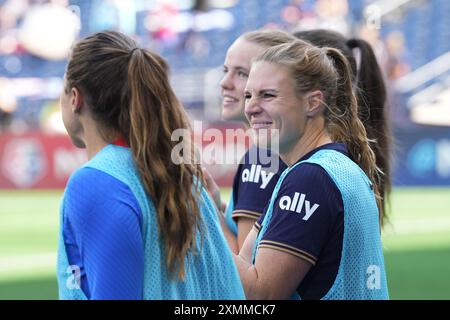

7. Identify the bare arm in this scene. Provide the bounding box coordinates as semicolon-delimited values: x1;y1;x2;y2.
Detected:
217;210;239;254
202;167;224;211
236;217;256;253
203;167;238;253
234;229;312;300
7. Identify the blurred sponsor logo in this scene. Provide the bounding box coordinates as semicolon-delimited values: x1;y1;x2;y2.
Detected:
1;138;47;187
407;139;450;178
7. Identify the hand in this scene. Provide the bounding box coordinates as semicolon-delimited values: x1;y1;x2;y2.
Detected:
202;167;222;211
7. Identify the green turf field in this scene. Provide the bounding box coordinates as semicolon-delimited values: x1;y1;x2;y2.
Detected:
1;187;449;300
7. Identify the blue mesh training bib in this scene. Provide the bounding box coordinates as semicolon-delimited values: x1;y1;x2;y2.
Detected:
57;145;245;300
253;149;389;300
224;193;238;236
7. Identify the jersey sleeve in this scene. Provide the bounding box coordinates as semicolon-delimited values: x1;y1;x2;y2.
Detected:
232;150;286;222
63;167;144;299
231;162;263;221
256;163;343;266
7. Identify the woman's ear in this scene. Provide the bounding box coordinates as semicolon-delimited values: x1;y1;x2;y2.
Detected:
70;87;84;114
305;90;324;118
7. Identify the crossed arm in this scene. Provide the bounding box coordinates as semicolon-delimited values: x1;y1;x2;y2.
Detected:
203;167;257;254
203;168;313;299
232;228;312;300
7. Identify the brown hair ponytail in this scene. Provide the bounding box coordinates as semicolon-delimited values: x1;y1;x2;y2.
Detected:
324;47;382;212
294;29;391;224
65;31;203;279
126;48;204;279
347;38;392;220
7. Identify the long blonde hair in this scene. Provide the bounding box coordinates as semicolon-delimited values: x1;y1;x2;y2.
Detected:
242;29;297;48
256;40;383;215
294;29;391;225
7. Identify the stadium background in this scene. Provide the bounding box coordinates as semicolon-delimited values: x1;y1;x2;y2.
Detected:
0;0;449;299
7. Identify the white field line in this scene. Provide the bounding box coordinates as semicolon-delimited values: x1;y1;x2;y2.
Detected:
384;217;450;235
0;252;55;276
1;217;450;277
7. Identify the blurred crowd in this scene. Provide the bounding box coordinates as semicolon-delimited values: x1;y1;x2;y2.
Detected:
1;0;443;133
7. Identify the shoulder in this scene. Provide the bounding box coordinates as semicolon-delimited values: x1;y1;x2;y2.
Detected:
280;144;350;190
66;166;127;201
277;162;343;215
282;162;336;190
243;146;286;170
257;163;344;266
64;166;141;224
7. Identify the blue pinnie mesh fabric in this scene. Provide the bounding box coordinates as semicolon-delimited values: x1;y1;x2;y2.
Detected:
57;145;245;300
224;192;238;236
253;149;389;300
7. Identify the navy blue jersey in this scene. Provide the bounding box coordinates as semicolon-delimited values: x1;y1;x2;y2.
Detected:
231;146;287;222
256;143;347;300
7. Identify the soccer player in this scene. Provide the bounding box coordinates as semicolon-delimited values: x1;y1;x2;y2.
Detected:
233;40;389;299
204;30;296;253
294;29;392;225
57;31;245;300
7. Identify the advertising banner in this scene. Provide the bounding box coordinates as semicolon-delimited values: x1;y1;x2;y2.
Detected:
0;123;248;189
392;126;450;186
0;132;87;189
